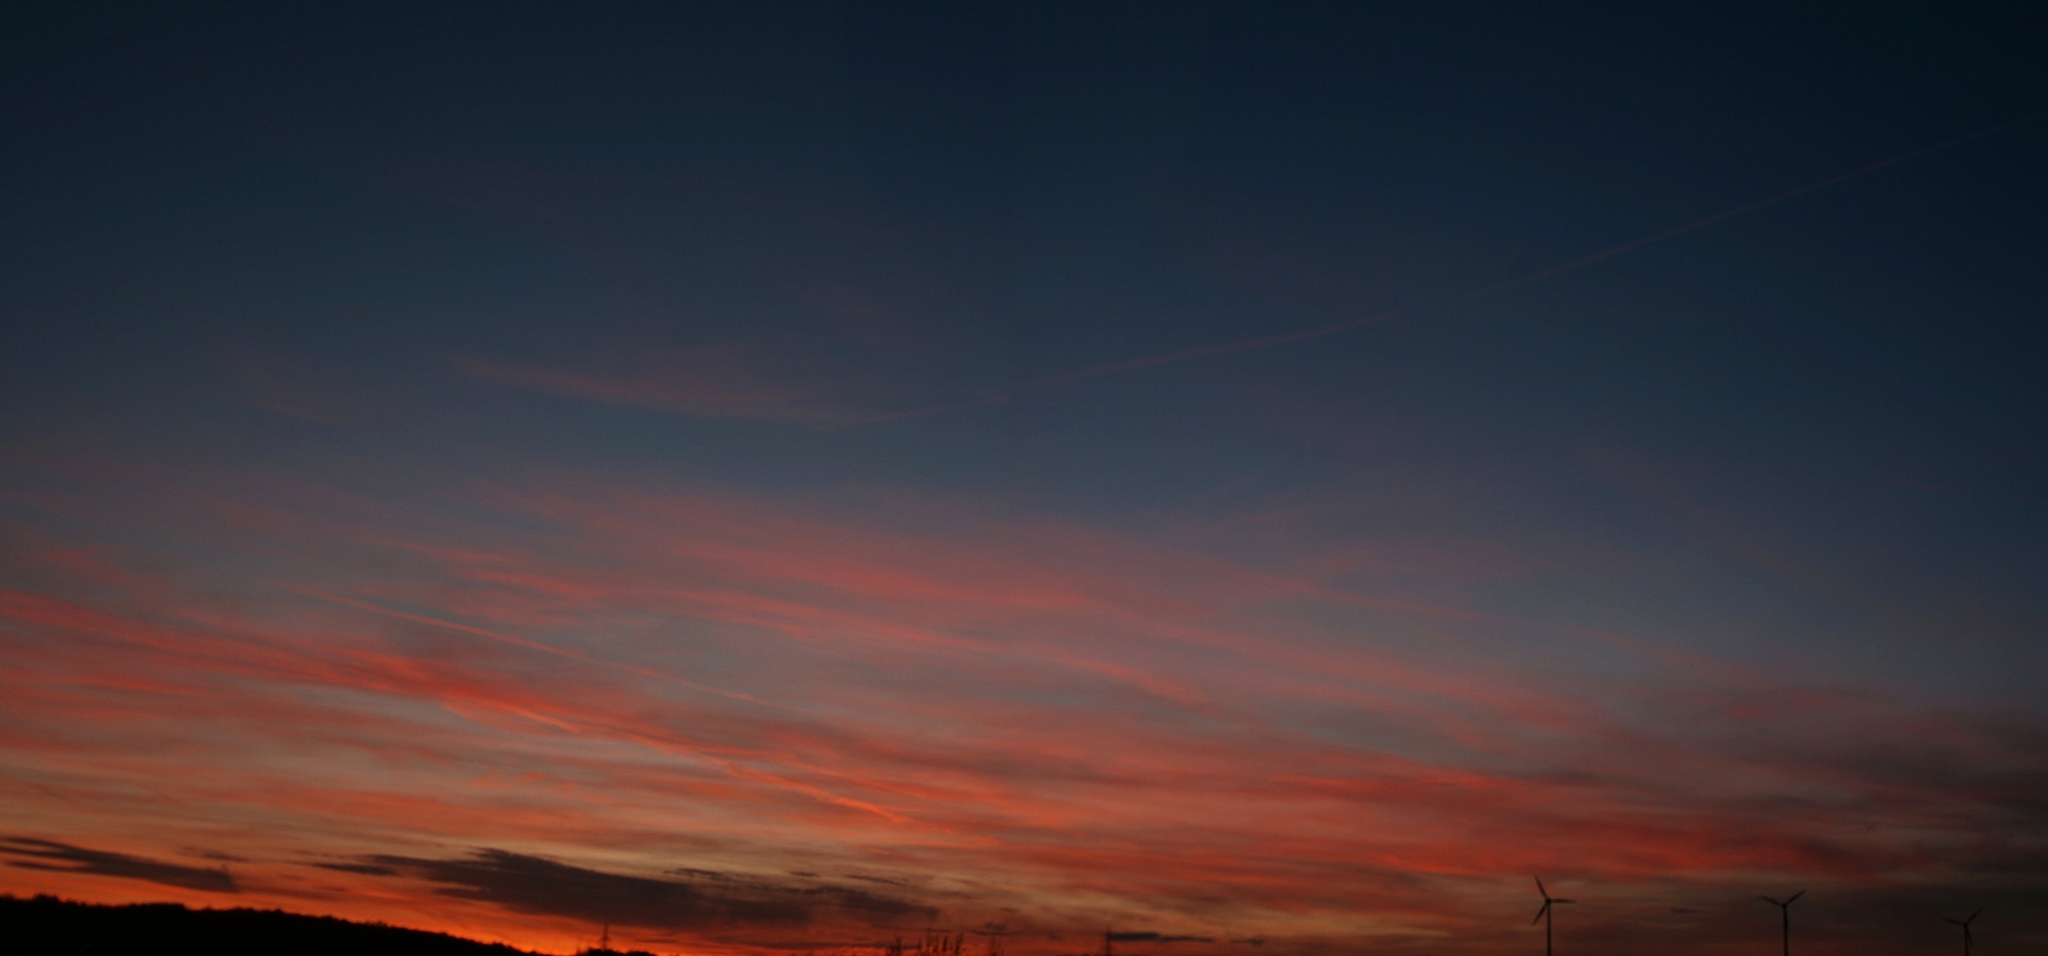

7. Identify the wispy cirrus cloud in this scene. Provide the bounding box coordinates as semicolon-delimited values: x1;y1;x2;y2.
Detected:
454;347;890;425
0;461;2044;954
217;348;382;427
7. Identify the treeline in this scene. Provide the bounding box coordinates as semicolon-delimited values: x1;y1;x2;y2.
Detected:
0;894;656;956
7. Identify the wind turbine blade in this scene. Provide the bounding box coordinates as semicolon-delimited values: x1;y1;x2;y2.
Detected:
1760;896;1782;906
1968;909;1982;922
1535;876;1548;897
1786;890;1805;904
1554;899;1576;904
1533;903;1550;925
1945;919;1963;926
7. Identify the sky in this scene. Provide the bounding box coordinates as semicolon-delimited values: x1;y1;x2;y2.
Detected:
3;3;2047;954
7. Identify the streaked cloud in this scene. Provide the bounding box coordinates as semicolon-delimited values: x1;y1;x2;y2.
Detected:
1;838;238;894
218;348;382;427
455;347;889;425
1;458;2042;954
362;849;934;930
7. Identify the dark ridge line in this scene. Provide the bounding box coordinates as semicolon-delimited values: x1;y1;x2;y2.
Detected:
0;894;658;956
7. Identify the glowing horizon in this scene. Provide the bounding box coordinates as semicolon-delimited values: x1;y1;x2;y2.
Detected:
3;454;2038;954
3;5;2044;954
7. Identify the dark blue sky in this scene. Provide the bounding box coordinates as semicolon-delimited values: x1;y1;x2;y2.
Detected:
3;4;2045;953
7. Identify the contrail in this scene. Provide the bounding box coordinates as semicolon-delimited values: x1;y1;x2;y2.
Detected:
906;106;2048;409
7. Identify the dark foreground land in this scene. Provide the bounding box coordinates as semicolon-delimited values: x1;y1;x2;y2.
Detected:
0;895;653;956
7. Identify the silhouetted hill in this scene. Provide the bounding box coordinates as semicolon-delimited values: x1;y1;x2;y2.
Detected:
0;894;657;956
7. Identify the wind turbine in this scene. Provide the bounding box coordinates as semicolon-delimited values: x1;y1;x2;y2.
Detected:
1758;890;1804;956
1532;876;1574;956
1944;909;1981;956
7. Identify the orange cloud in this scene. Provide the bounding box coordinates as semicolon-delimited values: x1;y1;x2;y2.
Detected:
1;465;2042;955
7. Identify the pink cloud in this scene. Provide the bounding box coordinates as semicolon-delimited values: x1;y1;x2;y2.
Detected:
454;347;887;425
1;463;2042;955
217;348;381;427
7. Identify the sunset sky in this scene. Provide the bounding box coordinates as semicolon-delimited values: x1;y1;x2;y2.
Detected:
3;4;2046;954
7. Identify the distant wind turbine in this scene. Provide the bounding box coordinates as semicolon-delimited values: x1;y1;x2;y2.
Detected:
1758;890;1804;956
1944;909;1981;956
1532;877;1575;956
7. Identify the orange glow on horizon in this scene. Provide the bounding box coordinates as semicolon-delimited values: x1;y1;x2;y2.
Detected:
1;466;2034;956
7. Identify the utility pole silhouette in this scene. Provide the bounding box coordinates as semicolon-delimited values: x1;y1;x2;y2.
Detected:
1531;877;1574;956
1944;909;1981;956
1758;891;1804;956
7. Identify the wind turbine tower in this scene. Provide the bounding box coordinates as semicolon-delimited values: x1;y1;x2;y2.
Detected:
1531;877;1575;956
1944;909;1981;956
1758;890;1804;956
